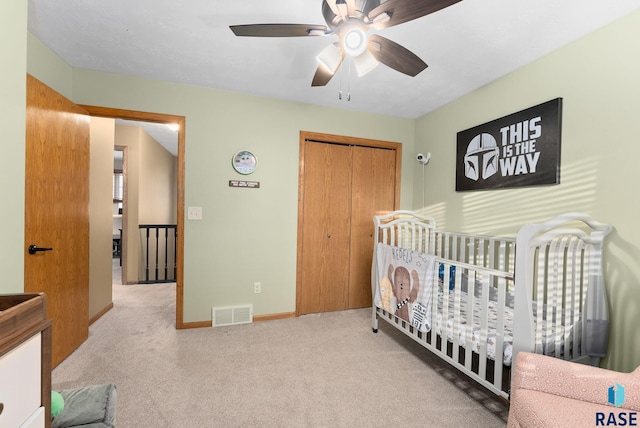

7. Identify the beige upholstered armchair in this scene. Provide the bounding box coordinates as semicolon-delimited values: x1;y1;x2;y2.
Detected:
508;352;640;428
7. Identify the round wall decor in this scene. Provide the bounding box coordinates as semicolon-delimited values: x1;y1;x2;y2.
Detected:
232;150;257;175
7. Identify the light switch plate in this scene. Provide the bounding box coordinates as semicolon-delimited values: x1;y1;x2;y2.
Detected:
187;206;202;220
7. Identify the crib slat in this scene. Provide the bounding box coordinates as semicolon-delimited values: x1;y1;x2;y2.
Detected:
494;274;507;391
429;261;439;349
548;237;561;358
564;237;579;360
566;239;580;346
451;266;462;365
477;270;489;380
557;236;569;360
578;242;590;358
440;261;451;355
535;246;545;354
488;239;495;272
444;232;451;260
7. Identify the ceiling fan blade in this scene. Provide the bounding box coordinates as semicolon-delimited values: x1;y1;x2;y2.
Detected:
311;63;339;87
345;0;358;17
368;0;462;29
322;0;345;29
323;0;357;24
325;0;341;17
368;34;427;77
312;45;344;86
230;24;327;37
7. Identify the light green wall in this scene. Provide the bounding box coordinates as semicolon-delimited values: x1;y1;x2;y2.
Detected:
136;126;177;281
89;117;115;318
115;125;142;284
0;0;27;294
415;10;640;372
27;32;73;99
65;71;415;321
138;129;177;225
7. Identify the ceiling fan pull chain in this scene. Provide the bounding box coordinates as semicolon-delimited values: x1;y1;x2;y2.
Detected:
347;59;351;101
338;56;344;100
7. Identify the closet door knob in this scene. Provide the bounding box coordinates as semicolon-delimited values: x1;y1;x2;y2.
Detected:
327;234;332;238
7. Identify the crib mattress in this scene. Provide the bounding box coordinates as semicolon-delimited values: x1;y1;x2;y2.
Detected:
435;286;515;365
434;283;576;366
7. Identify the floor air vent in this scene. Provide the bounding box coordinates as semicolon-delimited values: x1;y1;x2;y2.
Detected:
212;304;253;327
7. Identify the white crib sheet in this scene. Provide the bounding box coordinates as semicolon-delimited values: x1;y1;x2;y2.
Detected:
434;280;575;366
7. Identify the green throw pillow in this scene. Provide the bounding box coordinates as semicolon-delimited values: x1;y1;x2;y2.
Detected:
51;390;65;419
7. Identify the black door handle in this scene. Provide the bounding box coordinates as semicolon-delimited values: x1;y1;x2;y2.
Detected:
28;244;53;255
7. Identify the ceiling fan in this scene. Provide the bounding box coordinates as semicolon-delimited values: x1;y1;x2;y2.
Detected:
230;0;462;87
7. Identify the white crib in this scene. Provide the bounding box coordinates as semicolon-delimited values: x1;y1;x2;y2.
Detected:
371;210;612;398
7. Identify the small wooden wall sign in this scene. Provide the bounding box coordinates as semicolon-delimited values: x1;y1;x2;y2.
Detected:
229;180;260;188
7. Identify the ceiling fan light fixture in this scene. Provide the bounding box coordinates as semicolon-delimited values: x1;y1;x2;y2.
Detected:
353;49;379;77
335;0;348;19
342;27;367;57
316;43;342;75
372;12;391;27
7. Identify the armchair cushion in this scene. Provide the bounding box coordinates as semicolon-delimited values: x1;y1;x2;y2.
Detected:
52;384;117;428
508;352;640;428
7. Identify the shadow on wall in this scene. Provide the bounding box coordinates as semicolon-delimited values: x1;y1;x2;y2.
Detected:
418;157;599;236
459;157;598;235
415;203;447;228
603;230;640;373
417;155;640;373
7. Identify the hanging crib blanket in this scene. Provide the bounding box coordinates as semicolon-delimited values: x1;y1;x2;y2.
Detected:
374;243;437;332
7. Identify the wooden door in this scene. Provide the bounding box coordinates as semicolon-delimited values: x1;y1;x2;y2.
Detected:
298;142;352;314
25;75;90;367
297;132;401;315
348;146;397;308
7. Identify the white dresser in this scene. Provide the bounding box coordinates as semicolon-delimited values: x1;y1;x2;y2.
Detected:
0;294;52;428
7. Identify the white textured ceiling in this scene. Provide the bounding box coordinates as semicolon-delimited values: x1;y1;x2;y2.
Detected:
28;0;640;123
114;119;179;156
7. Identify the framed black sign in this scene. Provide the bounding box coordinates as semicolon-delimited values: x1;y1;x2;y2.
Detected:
455;98;562;191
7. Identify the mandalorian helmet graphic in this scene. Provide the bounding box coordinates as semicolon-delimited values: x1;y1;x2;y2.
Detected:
464;133;499;181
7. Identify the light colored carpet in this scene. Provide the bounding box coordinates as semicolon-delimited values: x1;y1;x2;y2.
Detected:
52;263;509;427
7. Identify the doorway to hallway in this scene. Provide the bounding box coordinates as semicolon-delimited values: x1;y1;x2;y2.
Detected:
83;105;187;329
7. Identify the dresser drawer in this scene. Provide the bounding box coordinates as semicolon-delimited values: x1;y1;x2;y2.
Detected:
20;406;45;428
0;334;42;428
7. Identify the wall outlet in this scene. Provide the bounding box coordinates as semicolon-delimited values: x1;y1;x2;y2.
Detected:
253;282;261;294
187;206;202;220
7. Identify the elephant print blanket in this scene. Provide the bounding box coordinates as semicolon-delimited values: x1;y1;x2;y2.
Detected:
374;243;436;332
